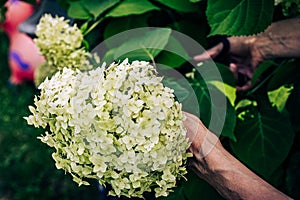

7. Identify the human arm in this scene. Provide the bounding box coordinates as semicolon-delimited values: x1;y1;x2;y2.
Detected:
193;18;300;90
184;112;293;200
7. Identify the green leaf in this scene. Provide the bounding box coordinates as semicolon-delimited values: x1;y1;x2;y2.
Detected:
207;80;237;140
206;0;274;36
182;61;237;140
159;171;225;200
155;36;190;68
162;78;190;103
219;97;236;141
106;0;160;17
286;84;300;132
103;16;148;49
252;60;278;86
155;0;199;12
286;151;300;199
189;0;202;2
112;28;172;61
183;171;224;200
169;19;209;50
68;0;120;19
230;105;295;178
102;48;115;64
267;59;300;90
85;0;120;18
268;85;294;112
200;62;236;86
67;1;91;19
208;81;236;106
185;77;236;141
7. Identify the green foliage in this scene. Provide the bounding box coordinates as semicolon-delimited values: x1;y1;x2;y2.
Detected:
279;0;300;17
154;0;199;12
267;59;300;90
157;171;224;200
111;28;172;61
106;0;159;17
286;84;300;132
286;151;300;199
103;16;148;48
206;0;274;36
68;0;120;19
1;0;300;199
67;0;297;197
232;104;294;178
156;35;190;68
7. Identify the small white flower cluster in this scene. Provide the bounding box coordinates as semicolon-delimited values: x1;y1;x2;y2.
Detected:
25;59;191;198
34;14;98;72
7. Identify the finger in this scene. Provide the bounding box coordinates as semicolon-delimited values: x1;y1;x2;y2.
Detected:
236;80;252;91
182;112;199;143
229;63;238;79
193;43;224;61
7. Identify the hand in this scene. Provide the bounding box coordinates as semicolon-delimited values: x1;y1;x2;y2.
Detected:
183;112;221;166
194;36;264;91
183;112;293;200
193;18;300;91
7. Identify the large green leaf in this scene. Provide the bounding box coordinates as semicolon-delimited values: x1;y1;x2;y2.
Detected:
67;1;91;19
85;0;120;18
103;16;148;49
158;171;224;200
206;0;274;36
112;28;172;61
169;18;209;51
67;0;120;19
201;62;236;86
181;61;237;140
207;83;236;141
230;105;295;178
184;75;236;141
207;81;237;141
208;81;236;107
106;0;160;17
162;77;190;103
267;59;300;91
155;36;190;68
155;0;199;12
183;172;224;200
286;84;300;132
251;60;278;86
286;151;300;199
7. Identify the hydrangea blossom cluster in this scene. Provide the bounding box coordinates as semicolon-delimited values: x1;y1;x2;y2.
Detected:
25;59;191;198
34;14;98;72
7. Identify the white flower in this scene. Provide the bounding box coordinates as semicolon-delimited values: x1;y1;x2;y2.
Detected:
25;59;192;198
33;14;100;86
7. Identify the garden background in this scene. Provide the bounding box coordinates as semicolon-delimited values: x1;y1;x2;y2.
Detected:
0;0;300;199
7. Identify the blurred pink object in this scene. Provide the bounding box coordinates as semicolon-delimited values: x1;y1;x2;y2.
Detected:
1;0;44;84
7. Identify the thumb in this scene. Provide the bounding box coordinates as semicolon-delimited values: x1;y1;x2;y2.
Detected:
193;43;224;61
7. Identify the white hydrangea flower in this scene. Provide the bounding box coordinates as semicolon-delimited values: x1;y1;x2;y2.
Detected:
25;59;192;198
34;14;99;75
